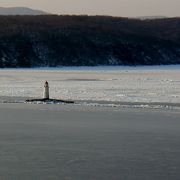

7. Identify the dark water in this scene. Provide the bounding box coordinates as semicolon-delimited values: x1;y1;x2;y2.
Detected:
0;103;180;180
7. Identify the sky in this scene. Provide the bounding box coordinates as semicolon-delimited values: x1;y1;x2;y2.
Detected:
0;0;180;17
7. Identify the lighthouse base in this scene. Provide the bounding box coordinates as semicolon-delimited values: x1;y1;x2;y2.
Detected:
26;98;74;104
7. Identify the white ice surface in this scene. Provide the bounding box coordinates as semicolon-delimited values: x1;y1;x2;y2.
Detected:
0;65;180;103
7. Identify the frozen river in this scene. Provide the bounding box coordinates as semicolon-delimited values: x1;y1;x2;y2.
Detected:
0;66;180;180
0;65;180;103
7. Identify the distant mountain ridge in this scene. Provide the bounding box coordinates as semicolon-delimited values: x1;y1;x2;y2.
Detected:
0;7;47;15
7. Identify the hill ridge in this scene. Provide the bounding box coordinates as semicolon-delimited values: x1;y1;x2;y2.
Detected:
0;15;179;67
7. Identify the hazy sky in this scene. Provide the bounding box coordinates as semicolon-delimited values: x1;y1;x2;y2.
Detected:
0;0;180;17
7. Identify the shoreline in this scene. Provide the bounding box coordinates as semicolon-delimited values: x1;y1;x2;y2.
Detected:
0;64;180;70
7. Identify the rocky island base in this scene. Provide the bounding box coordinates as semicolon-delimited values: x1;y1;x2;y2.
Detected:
25;98;74;104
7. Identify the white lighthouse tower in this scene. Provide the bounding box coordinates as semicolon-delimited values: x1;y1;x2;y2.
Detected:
43;81;49;99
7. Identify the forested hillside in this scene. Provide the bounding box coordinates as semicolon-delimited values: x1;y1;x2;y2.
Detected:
0;15;180;67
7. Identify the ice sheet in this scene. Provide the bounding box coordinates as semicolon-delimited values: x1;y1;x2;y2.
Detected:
0;65;180;103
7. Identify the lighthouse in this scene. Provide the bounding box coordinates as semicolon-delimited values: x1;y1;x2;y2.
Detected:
43;81;49;99
25;80;74;104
